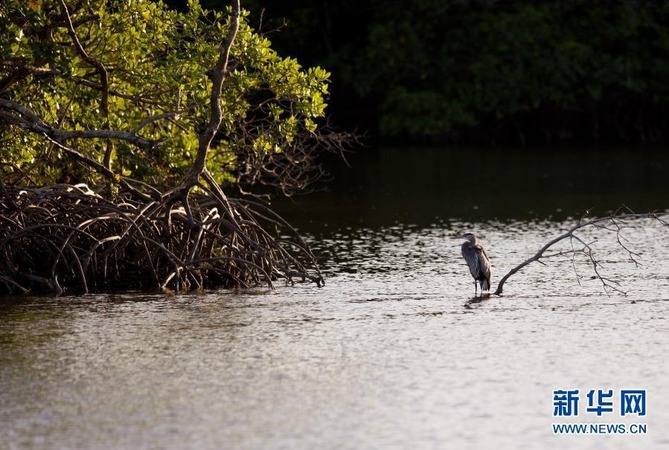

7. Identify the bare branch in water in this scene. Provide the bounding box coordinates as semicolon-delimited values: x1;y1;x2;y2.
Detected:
493;210;669;296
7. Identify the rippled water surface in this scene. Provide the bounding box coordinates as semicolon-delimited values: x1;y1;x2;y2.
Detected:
2;148;669;449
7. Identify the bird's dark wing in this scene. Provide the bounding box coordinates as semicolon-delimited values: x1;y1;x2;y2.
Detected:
476;244;492;289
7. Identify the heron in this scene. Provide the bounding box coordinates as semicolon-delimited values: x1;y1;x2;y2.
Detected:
452;232;491;296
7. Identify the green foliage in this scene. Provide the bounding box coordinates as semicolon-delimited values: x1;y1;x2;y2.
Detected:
0;0;331;186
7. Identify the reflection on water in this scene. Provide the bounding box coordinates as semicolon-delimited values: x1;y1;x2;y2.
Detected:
273;146;669;229
1;218;668;450
2;147;669;449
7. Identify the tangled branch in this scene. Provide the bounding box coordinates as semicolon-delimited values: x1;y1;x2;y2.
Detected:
0;184;322;295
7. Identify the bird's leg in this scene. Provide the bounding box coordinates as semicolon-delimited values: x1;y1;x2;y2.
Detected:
474;281;478;297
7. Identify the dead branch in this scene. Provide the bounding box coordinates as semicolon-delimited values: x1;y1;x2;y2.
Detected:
493;211;669;296
233;122;360;197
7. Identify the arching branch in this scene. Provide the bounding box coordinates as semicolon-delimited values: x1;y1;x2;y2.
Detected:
0;98;160;149
493;210;669;296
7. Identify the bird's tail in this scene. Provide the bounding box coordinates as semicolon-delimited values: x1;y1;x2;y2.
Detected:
480;278;490;292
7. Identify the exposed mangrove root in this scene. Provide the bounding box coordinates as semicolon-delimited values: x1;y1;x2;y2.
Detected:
0;183;322;295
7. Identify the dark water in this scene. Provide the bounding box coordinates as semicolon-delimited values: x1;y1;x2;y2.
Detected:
1;147;669;449
273;146;669;229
